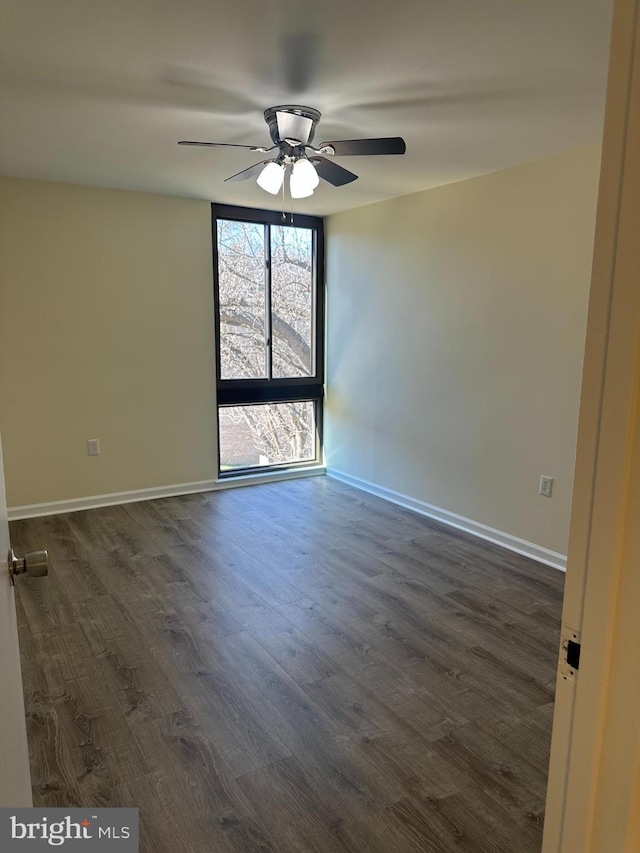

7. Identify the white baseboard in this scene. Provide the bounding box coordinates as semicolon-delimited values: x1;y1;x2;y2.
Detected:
326;468;567;572
8;465;567;573
7;465;326;521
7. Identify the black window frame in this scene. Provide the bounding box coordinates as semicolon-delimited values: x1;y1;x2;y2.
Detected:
212;203;325;478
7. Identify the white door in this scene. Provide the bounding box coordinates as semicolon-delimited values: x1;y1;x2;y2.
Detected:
542;0;640;848
0;430;32;806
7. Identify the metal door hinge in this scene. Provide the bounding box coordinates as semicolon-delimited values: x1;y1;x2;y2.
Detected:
560;625;581;681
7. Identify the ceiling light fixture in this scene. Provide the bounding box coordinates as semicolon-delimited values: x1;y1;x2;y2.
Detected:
256;161;285;195
289;158;320;199
180;104;407;195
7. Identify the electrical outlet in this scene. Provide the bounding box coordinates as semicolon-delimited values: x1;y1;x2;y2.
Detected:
87;439;100;457
539;475;553;497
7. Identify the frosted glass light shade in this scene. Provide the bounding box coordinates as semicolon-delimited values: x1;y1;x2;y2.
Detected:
257;162;285;194
290;159;320;198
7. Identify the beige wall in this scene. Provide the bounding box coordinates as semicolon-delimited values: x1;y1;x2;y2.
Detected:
0;177;217;507
325;145;601;556
0;147;600;537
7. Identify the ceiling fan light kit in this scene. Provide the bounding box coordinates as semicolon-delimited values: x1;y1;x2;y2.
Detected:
290;158;320;198
256;161;286;195
179;104;406;200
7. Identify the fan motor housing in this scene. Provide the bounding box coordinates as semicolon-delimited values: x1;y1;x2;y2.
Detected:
264;105;321;146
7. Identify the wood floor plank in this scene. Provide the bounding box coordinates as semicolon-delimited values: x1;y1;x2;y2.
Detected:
172;666;293;778
128;707;278;852
114;769;246;853
275;597;394;673
256;626;342;685
346;662;468;737
236;757;352;853
12;476;564;852
302;671;419;741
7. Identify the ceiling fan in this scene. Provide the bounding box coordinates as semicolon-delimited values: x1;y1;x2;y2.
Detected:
178;105;406;199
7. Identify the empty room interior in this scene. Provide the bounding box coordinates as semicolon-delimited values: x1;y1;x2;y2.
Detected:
1;0;632;851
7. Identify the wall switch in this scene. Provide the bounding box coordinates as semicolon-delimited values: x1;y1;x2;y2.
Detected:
87;439;100;456
539;475;553;497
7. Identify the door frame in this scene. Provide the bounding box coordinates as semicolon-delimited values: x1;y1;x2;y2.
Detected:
542;0;640;848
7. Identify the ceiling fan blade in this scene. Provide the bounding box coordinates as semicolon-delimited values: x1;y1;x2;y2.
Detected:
333;79;542;116
178;140;268;151
224;160;273;182
319;137;407;156
163;66;259;115
310;157;358;187
281;32;319;95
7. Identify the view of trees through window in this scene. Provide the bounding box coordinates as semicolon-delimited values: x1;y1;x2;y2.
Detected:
216;218;318;471
218;403;315;470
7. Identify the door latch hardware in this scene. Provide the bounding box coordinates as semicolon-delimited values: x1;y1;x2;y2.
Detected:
566;639;581;670
560;624;581;681
7;548;49;586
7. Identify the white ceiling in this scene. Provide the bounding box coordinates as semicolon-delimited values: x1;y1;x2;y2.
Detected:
0;0;612;216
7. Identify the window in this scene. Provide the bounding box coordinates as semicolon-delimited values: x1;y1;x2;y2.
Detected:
212;204;324;476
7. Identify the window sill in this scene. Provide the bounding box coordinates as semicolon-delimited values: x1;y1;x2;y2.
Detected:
215;464;326;489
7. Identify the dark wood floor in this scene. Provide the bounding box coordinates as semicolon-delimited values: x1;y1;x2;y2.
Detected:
11;476;564;853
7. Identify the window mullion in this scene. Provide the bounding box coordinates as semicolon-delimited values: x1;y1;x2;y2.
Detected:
312;229;318;377
265;223;273;380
